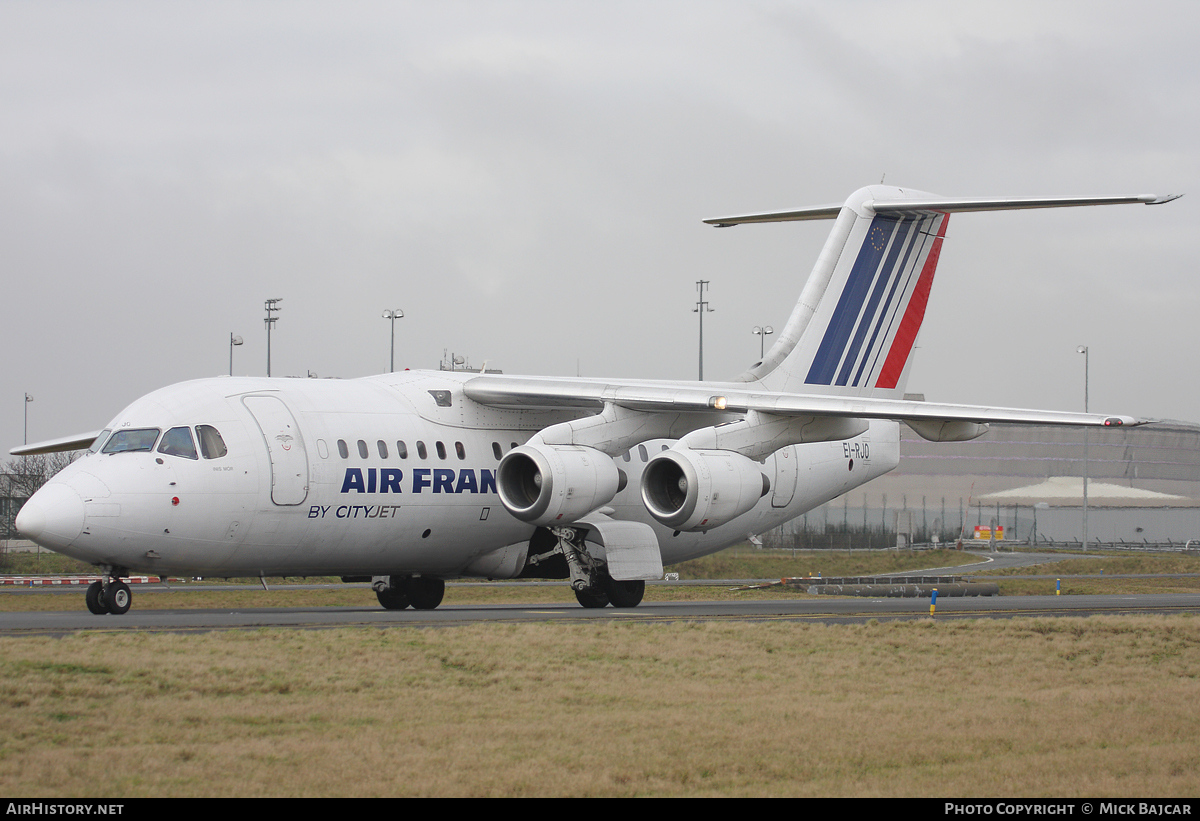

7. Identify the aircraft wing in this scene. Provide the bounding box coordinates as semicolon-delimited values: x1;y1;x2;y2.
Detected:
10;431;102;456
462;375;1145;428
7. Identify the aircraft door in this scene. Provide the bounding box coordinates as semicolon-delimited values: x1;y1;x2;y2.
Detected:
771;446;800;508
243;395;309;506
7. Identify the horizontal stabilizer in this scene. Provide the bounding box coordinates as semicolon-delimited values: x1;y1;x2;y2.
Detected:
704;193;1182;226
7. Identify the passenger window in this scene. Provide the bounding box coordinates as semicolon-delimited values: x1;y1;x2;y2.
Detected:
455;442;465;460
357;440;368;459
377;440;388;459
622;451;631;462
417;441;427;459
103;428;161;454
662;444;670;451
316;439;329;459
158;427;198;460
638;445;648;462
337;439;349;459
510;442;518;450
492;442;502;460
436;441;447;460
397;441;408;459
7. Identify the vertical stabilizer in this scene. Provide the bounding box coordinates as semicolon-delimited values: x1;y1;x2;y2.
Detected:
729;185;949;398
706;186;1176;398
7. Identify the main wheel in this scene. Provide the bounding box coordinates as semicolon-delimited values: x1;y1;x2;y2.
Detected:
85;581;107;615
573;586;610;609
376;585;410;610
106;580;132;615
604;578;645;608
408;577;445;610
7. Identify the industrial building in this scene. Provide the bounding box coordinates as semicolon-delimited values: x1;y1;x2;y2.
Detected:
772;417;1200;548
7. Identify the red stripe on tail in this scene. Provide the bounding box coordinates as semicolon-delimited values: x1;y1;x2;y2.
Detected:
874;215;949;389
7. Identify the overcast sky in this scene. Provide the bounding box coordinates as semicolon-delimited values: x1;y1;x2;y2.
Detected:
3;1;1198;453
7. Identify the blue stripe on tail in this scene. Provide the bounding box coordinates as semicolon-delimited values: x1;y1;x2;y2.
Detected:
835;217;917;386
850;215;934;387
804;215;899;386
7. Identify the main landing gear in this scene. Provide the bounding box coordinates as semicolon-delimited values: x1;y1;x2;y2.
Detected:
573;577;646;609
545;526;646;610
84;569;132;615
373;575;445;611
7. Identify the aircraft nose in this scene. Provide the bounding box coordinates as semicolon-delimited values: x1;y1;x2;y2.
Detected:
16;482;85;549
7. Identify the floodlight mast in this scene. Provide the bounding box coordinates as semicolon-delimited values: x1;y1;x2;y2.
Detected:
752;325;774;359
382;309;404;372
1078;344;1089;551
694;280;712;380
229;333;243;376
264;299;282;377
23;393;32;474
23;393;32;446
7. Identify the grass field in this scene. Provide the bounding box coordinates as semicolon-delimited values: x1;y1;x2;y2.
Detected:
2;546;1199;610
2;546;1198;796
0;544;981;580
1;616;1197;797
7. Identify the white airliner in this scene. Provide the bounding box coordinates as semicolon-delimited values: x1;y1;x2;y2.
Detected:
12;185;1180;615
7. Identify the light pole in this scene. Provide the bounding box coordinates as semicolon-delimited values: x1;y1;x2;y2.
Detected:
23;393;32;475
229;333;243;376
1077;344;1089;551
382;309;404;372
264;299;282;377
694;280;712;380
752;325;774;360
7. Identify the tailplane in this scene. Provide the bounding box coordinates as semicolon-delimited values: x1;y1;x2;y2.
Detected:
707;186;1180;397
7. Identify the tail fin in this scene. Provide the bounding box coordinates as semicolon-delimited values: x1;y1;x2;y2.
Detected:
707;186;1179;397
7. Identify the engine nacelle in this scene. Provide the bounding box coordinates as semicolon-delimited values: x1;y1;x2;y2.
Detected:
497;442;624;527
641;448;771;532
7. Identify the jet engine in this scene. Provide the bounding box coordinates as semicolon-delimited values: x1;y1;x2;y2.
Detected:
641;448;771;532
497;442;624;527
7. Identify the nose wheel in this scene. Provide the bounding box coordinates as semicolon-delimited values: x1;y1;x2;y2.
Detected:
84;575;132;615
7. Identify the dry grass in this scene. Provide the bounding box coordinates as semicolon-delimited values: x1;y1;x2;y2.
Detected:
986;552;1200;577
996;577;1200;596
0;616;1197;797
667;547;979;579
1;546;1196;614
0;582;816;613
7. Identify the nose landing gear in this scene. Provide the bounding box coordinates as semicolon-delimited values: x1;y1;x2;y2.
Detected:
84;570;132;615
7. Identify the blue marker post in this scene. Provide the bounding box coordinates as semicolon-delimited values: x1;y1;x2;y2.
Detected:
929;587;938;617
1056;578;1061;596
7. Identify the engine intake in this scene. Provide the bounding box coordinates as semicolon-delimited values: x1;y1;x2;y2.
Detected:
497;442;623;527
641;448;770;532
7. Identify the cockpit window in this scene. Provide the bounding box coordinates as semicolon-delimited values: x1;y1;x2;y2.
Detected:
102;428;161;454
158;427;198;460
197;425;228;459
88;430;112;454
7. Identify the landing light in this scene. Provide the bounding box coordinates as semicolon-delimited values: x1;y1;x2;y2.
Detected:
709;396;727;410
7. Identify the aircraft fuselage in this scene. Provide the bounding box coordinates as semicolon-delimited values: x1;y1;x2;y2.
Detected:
22;371;898;579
